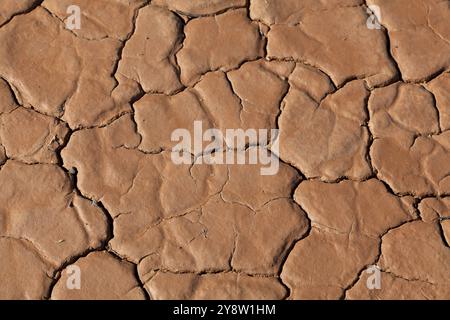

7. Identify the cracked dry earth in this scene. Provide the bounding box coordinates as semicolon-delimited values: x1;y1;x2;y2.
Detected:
0;0;449;301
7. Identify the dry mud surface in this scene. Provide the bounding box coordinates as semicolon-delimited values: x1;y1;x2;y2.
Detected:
0;0;449;300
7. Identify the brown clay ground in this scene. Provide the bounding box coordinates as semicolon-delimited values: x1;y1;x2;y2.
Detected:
0;0;449;300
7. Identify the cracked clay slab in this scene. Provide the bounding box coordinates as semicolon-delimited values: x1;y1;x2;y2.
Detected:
0;0;449;301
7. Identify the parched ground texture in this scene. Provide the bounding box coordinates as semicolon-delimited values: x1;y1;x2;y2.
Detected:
0;0;449;300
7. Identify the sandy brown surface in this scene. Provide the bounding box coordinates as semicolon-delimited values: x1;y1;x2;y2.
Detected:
0;0;449;300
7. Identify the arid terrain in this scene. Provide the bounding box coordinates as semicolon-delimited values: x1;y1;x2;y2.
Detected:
0;0;449;300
